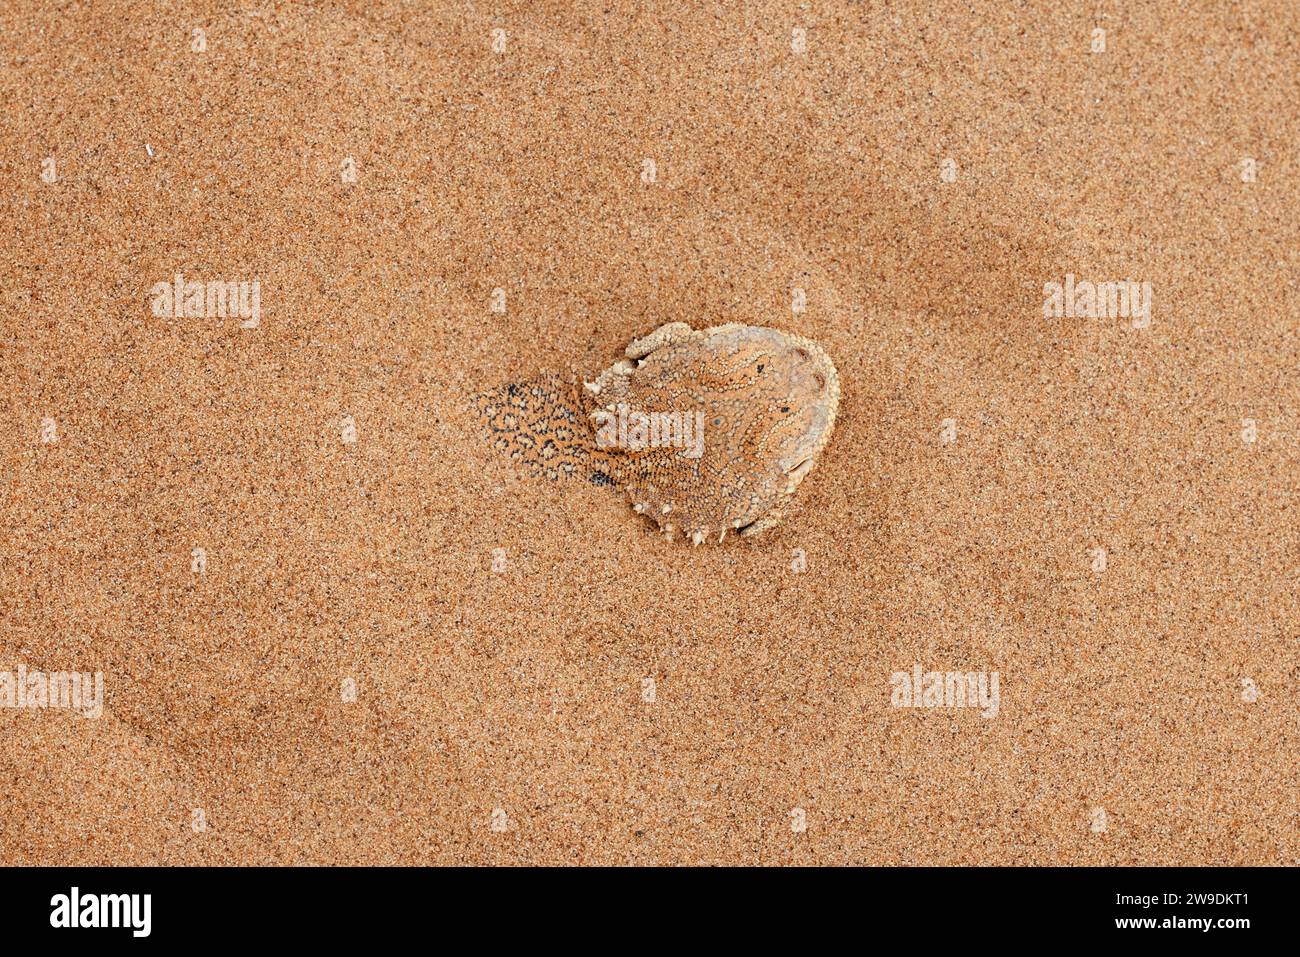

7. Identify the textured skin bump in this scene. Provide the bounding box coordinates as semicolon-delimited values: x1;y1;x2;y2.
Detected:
472;373;594;482
473;323;840;543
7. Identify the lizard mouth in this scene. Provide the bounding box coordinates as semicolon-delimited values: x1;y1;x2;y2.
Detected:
785;457;814;483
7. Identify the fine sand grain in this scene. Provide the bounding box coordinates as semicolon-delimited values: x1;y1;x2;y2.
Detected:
1;1;1296;864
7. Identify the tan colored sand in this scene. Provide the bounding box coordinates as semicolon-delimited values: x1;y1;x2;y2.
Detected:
0;1;1295;865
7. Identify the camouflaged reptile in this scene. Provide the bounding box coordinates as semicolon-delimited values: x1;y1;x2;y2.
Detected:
473;322;840;543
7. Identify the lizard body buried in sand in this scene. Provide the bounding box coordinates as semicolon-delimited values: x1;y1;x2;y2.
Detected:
473;322;840;543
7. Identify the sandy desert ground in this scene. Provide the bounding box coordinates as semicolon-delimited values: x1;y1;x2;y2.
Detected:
1;1;1296;864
